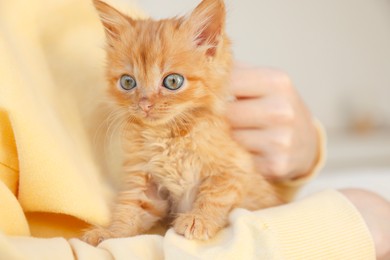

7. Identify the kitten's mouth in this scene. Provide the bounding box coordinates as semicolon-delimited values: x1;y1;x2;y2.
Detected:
139;111;161;123
134;108;170;125
141;111;154;119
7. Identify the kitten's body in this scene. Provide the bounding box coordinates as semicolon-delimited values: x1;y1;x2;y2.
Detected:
83;0;282;245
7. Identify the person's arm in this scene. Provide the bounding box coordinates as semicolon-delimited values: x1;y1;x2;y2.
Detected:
227;63;324;200
340;188;390;260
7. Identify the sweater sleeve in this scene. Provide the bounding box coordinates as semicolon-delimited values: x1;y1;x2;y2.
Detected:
255;190;375;259
0;190;375;260
273;119;326;201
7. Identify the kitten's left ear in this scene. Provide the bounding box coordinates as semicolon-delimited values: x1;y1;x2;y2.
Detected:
93;0;135;44
185;0;226;57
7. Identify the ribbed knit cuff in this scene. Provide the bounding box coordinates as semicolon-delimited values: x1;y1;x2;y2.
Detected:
256;190;375;259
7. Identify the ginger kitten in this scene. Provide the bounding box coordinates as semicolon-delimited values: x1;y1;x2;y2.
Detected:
83;0;283;245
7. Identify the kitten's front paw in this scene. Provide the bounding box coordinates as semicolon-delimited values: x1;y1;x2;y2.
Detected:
173;213;220;240
82;227;112;246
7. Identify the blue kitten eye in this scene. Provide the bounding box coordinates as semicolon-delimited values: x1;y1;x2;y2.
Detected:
163;74;184;90
119;75;137;90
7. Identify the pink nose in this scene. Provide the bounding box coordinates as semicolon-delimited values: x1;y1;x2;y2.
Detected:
139;99;154;112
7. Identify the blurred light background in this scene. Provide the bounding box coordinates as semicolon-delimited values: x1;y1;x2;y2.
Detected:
135;0;390;198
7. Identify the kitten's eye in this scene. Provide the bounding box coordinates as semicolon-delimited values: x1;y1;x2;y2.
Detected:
119;75;137;90
163;74;184;90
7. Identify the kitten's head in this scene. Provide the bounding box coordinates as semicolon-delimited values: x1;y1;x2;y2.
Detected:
94;0;232;127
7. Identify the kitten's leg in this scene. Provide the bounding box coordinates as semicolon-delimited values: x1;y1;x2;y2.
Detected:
82;172;168;246
239;173;284;210
173;174;242;240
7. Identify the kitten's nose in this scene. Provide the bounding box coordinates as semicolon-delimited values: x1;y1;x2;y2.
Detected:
139;98;154;112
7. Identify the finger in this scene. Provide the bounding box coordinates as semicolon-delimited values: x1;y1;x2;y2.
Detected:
232;129;265;153
252;155;291;181
231;128;292;154
230;67;291;98
252;156;270;178
226;96;294;129
226;99;265;128
232;129;294;179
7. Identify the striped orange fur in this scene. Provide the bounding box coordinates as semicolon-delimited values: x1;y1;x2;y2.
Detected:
82;0;283;245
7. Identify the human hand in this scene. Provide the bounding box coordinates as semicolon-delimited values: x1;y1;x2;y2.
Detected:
227;63;319;182
340;189;390;260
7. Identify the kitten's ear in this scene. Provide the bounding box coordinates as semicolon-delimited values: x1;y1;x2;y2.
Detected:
185;0;226;57
93;0;134;43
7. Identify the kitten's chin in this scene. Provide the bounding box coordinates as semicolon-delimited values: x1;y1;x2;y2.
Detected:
137;113;169;126
135;109;189;127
